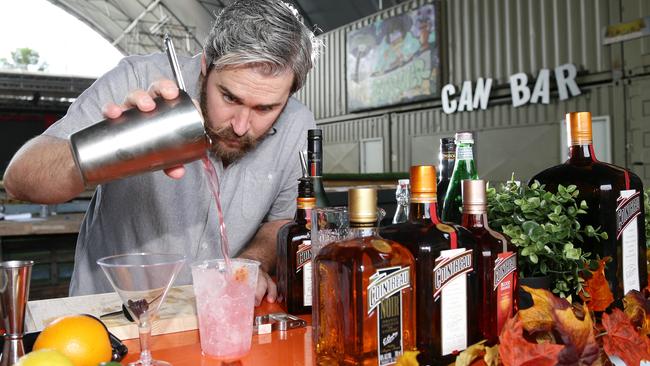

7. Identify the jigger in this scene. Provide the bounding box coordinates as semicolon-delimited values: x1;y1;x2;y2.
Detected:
0;260;33;366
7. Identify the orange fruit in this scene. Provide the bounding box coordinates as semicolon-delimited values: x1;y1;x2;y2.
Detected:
33;315;112;366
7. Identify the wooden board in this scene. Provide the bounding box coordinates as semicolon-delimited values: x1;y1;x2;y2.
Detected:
25;285;198;340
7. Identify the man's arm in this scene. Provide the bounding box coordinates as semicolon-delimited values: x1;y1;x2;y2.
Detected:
4;135;85;204
238;219;291;306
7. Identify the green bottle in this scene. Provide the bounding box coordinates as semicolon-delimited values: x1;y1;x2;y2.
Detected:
441;132;478;224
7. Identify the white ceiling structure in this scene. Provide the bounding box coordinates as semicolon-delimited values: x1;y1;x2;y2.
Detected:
46;0;408;57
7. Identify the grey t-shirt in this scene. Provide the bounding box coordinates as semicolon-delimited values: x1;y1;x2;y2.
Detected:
44;53;316;295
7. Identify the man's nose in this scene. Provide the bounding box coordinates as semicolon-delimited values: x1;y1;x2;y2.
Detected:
231;107;251;137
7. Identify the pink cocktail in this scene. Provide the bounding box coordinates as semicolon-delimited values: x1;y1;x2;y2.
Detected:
191;259;260;360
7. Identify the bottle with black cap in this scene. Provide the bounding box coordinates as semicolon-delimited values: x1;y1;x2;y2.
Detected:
307;129;330;207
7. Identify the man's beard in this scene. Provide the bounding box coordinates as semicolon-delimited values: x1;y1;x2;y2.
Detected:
200;76;268;164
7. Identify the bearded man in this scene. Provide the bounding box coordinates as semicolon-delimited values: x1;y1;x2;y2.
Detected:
4;0;321;303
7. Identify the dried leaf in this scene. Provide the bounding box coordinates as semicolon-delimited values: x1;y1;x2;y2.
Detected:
484;344;500;366
602;308;650;366
623;290;650;336
455;340;486;366
517;286;599;366
396;350;420;366
580;258;614;312
499;317;564;366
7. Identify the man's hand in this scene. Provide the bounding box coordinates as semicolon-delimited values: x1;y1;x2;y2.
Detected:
238;219;291;306
254;270;279;306
101;79;187;179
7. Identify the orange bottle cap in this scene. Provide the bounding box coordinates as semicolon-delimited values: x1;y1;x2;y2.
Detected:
410;165;437;203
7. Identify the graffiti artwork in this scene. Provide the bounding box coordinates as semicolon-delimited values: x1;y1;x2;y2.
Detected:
346;4;439;111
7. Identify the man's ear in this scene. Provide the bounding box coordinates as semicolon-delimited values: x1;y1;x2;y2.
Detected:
201;53;207;76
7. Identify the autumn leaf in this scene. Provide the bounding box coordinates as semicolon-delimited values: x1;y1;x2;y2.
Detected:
484;344;500;366
580;258;614;312
499;316;564;366
602;308;650;366
396;350;419;366
455;340;486;366
517;286;599;366
623;290;650;337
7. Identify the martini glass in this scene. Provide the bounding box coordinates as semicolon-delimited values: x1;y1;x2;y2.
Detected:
97;253;186;366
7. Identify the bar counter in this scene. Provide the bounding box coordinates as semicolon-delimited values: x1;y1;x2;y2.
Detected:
120;301;314;365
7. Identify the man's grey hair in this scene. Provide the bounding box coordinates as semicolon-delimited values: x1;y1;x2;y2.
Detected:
203;0;323;94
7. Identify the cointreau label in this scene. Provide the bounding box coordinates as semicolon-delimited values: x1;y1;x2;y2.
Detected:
617;190;641;293
434;249;473;356
368;266;411;366
494;252;516;334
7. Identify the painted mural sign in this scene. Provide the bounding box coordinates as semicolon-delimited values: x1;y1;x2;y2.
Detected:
346;4;439;112
441;63;582;114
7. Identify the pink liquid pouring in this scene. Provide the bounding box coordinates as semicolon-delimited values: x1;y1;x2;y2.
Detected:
202;156;231;269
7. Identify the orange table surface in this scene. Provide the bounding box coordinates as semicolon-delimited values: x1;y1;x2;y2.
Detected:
120;301;315;365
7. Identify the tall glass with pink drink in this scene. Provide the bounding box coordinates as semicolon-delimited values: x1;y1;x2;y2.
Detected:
191;259;260;360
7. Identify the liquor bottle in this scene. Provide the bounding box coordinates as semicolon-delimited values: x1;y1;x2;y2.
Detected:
392;179;410;224
531;112;647;302
437;137;456;217
307;129;330;207
461;179;516;345
314;188;416;365
380;166;479;365
277;177;315;315
442;132;478;224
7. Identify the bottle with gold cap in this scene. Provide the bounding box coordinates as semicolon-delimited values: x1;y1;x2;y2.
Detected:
442;132;478;224
531;111;647;303
313;187;416;365
460;179;516;345
380;165;478;366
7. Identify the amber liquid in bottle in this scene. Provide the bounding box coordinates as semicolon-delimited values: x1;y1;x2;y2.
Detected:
461;179;516;345
380;166;478;366
531;112;647;302
315;188;416;365
277;177;315;314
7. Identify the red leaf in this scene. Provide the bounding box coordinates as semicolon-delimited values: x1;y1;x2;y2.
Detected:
581;258;614;312
499;317;564;366
602;308;650;366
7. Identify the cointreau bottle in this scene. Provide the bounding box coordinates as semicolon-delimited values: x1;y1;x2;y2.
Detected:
531;112;647;302
308;129;330;208
461;179;516;345
380;166;478;365
314;188;416;365
277;177;315;314
437;137;456;217
442;132;478;224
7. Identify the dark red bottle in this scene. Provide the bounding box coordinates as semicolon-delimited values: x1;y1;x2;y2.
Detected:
461;179;517;345
277;177;315;314
531;112;647;302
380;165;479;365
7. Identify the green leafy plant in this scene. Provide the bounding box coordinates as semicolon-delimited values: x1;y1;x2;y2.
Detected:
486;179;607;298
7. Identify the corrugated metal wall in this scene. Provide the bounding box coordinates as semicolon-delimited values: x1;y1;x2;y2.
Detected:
320;114;391;172
296;0;648;177
391;82;627;180
297;0;617;119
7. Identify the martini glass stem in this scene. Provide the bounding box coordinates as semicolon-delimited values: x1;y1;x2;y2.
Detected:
138;315;153;365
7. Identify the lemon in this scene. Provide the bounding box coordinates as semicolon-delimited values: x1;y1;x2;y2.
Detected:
33;315;112;366
16;349;74;366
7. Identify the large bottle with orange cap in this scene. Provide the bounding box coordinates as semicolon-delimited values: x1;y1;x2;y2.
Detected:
531;111;647;303
380;165;478;366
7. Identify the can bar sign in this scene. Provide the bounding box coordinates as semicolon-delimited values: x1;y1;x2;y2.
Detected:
442;63;581;114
